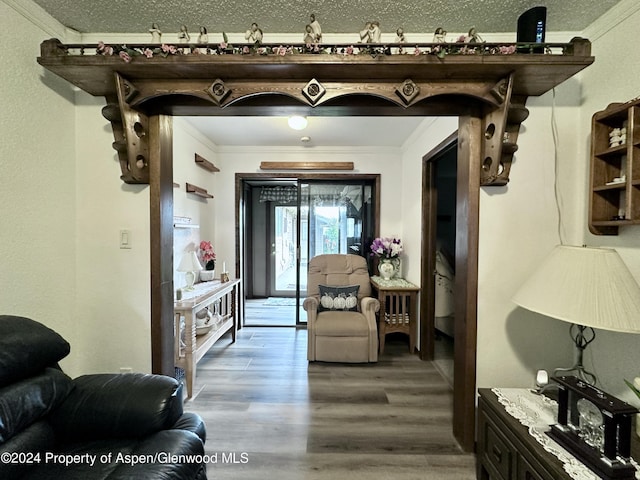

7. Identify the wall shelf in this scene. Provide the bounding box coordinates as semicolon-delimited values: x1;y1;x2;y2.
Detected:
589;98;640;235
195;153;219;172
186;182;214;199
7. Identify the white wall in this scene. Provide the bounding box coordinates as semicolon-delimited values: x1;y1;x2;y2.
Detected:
0;2;78;370
574;0;640;401
73;93;151;376
476;81;583;388
212;145;404;275
173;118;218;288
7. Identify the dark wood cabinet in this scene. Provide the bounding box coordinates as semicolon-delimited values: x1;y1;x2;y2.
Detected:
477;389;570;480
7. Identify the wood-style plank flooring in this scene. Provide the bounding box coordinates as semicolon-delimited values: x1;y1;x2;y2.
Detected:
184;326;474;479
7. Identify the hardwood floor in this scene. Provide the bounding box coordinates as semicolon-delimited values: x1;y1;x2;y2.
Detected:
184;327;475;479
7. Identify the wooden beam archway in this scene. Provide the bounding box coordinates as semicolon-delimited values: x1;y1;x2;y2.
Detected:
38;38;594;452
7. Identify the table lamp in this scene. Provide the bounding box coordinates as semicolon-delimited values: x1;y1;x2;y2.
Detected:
512;245;640;385
177;251;202;291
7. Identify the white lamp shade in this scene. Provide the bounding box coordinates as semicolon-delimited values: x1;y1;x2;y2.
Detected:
512;245;640;333
177;251;202;272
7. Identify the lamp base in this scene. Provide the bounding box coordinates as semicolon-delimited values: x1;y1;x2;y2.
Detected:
183;271;197;291
553;324;597;385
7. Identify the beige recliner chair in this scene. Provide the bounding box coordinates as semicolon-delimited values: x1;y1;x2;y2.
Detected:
304;254;380;363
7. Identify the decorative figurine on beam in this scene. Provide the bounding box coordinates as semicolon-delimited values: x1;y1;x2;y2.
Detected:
245;22;263;44
432;27;447;43
178;24;190;43
309;13;322;43
149;23;162;43
395;27;406;53
464;27;484;43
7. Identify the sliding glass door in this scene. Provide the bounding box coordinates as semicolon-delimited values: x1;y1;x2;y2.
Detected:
297;181;375;324
243;176;376;326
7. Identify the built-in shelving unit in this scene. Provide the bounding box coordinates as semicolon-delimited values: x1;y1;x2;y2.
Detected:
589;98;640;235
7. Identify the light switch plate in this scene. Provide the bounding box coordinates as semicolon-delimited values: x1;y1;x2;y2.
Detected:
120;229;132;249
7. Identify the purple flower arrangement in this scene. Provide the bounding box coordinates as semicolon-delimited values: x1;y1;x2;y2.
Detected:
370;236;403;258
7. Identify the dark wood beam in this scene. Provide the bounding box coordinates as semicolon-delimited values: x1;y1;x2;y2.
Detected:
39;38;593;99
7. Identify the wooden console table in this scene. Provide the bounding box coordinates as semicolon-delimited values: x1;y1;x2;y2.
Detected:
174;279;240;398
478;388;640;480
370;276;420;354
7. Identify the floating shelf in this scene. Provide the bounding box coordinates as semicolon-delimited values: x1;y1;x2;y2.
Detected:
186;182;214;199
174;223;200;229
260;161;354;170
195;154;219;172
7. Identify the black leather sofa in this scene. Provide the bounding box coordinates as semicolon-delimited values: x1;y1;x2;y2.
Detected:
0;315;207;479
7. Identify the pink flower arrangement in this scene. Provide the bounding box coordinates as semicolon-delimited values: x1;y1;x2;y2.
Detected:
161;44;178;55
96;41;113;56
199;241;216;270
499;45;516;54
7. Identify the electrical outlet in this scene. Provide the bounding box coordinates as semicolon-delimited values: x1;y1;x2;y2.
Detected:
120;367;133;374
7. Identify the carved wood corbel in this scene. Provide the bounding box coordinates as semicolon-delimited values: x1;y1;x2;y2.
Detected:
479;74;530;186
101;73;150;184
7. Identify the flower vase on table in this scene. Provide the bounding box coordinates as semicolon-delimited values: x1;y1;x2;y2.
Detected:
378;258;396;280
370;236;403;280
198;240;216;282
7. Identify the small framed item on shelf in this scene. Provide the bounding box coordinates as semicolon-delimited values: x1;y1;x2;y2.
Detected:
548;375;638;480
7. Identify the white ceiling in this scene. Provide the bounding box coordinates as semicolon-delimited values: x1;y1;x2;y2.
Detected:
32;0;621;148
183;116;427;147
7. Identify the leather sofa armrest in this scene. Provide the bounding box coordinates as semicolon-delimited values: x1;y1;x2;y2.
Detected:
50;373;184;441
172;412;207;443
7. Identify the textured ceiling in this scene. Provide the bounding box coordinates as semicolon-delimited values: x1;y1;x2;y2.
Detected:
34;0;621;35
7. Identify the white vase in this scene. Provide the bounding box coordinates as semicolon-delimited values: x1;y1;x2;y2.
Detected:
199;270;216;282
378;259;395;280
391;257;401;278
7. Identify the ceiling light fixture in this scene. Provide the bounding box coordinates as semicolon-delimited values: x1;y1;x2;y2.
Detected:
288;116;308;130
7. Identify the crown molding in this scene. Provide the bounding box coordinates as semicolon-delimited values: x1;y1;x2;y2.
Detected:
583;0;640;41
4;0;73;40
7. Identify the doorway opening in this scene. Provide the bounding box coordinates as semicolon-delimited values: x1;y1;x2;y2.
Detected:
431;137;458;386
239;175;379;327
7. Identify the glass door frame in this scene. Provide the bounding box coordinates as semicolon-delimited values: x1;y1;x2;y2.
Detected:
238;173;381;327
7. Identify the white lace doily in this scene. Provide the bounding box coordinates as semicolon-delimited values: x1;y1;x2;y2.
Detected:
491;388;640;480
